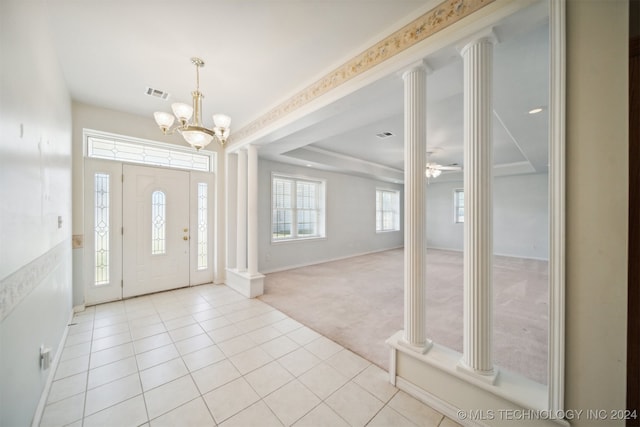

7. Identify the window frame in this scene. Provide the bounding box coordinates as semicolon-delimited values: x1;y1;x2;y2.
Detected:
376;188;401;233
270;173;326;243
196;182;208;271
84;128;216;173
150;190;167;255
94;172;110;286
453;188;464;224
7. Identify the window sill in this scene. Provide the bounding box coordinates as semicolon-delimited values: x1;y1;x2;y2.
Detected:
271;236;327;245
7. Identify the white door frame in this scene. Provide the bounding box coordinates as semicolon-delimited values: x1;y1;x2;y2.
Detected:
83;160;215;305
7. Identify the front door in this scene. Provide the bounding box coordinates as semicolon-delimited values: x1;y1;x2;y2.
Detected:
122;165;190;298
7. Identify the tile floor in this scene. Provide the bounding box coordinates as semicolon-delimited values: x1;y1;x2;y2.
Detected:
40;284;460;427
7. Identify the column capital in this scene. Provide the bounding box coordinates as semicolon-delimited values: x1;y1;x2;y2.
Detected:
400;59;433;80
457;27;498;56
229;143;259;155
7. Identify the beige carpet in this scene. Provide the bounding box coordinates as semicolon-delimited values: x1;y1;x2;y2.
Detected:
259;248;548;384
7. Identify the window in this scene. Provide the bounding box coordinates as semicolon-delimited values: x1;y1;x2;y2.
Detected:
94;173;110;285
376;189;400;232
85;130;214;172
454;189;464;223
197;183;208;270
272;174;325;242
151;191;166;254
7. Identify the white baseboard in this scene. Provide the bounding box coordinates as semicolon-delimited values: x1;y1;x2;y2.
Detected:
31;309;74;427
260;245;403;274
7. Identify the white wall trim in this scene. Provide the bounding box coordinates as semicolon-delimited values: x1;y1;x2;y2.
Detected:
395;376;487;427
547;0;566;412
260;246;403;275
425;246;550;262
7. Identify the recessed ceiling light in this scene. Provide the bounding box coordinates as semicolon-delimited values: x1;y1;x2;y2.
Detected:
306;164;312;167
528;107;544;114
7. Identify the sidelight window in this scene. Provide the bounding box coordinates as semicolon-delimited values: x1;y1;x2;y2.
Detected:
197;183;208;270
151;191;166;255
94;173;110;285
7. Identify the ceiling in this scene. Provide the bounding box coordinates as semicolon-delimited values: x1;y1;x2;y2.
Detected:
45;0;549;183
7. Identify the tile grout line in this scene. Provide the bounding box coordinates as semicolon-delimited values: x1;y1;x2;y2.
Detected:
80;310;95;427
54;284;454;427
130;299;153;426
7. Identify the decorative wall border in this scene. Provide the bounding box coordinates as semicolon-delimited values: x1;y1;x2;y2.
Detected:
230;0;495;144
0;240;70;321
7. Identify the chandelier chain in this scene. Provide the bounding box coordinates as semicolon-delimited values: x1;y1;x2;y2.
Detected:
195;62;200;92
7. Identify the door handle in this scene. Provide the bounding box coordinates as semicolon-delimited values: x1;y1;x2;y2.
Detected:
183;236;189;241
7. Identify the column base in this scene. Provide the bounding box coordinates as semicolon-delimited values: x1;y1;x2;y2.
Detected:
398;334;433;355
456;359;499;385
225;268;265;298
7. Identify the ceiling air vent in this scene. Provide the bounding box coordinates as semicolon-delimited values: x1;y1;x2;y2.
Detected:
376;131;394;139
145;87;170;100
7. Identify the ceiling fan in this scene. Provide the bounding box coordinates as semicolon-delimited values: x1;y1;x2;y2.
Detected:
425;162;462;178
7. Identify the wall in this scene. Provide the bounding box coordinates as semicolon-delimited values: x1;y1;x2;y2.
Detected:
0;0;73;425
427;173;548;259
71;102;226;306
258;159;404;273
565;0;628;423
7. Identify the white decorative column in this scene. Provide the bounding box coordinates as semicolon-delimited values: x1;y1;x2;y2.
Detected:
226;152;238;270
236;149;248;272
458;31;497;383
400;61;431;353
225;146;265;299
247;145;258;276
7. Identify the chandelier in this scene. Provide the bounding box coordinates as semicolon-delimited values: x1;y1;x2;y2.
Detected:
153;57;231;150
425;164;442;178
425;162;462;178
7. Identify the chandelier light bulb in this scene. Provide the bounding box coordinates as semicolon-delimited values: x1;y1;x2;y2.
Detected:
181;130;214;150
213;114;231;129
154;112;175;132
171;102;194;124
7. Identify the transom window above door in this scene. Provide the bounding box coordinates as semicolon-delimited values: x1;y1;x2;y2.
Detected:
84;129;215;172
